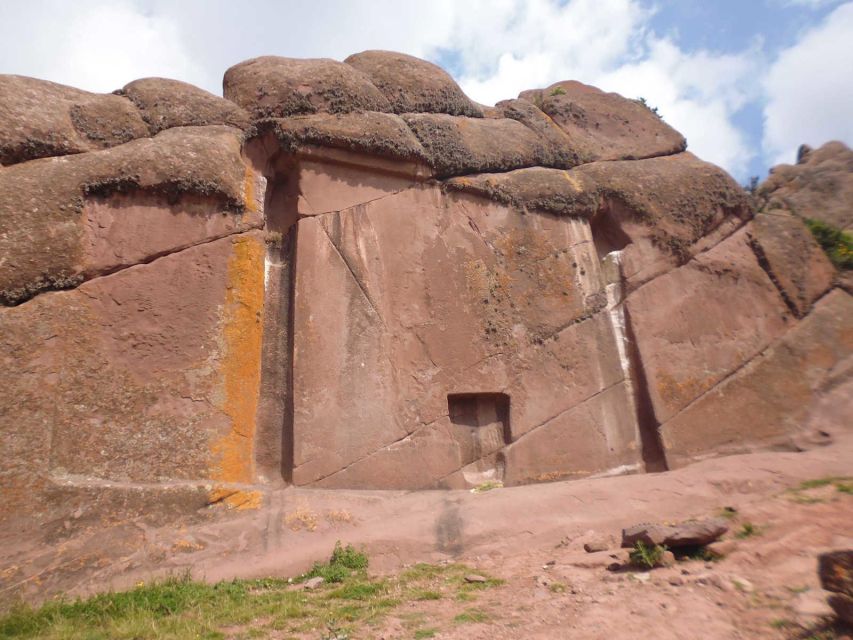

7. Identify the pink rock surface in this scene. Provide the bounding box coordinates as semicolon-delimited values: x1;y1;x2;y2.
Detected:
625;228;792;425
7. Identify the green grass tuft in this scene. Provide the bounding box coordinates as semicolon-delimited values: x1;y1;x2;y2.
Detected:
736;522;761;539
629;541;667;569
454;608;489;624
804;219;853;270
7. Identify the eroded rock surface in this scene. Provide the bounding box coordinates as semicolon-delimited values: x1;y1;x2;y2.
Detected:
0;75;149;164
345;50;483;117
0;51;850;538
758;141;853;231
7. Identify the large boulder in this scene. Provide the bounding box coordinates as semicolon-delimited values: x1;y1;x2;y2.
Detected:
345;50;483;117
747;210;835;317
659;290;853;466
254;112;428;164
519;81;686;162
0;125;262;305
819;550;853;625
574;152;753;287
0;75;149;165
445;166;599;217
622;518;729;548
403;113;575;178
223;56;391;118
625;228;792;425
119;77;251;133
758;141;853;231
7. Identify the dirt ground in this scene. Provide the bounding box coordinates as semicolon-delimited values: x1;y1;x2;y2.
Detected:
2;431;852;639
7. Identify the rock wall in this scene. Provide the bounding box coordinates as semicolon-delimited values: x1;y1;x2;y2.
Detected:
1;52;850;525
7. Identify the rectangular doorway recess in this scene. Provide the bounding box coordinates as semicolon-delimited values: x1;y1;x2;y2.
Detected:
447;393;511;479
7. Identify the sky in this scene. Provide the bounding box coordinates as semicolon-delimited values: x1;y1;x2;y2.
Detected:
1;0;851;182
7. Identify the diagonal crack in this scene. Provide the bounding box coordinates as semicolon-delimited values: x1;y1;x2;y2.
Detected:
2;226;263;308
301;414;448;486
318;218;386;328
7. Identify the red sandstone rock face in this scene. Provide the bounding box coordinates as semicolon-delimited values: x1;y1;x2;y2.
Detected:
519;81;687;162
0;51;850;517
120;77;251;133
345;50;483;117
0;125;262;305
747;211;835;317
223;56;391;118
758;141;853;231
0;75;149;165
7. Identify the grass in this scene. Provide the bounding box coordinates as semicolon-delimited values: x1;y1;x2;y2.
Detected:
770;618;794;629
304;542;369;584
470;481;503;494
453;608;490;624
736;522;761;539
629;541;668;569
0;550;503;640
786;477;853;503
548;581;567;594
804;219;853;270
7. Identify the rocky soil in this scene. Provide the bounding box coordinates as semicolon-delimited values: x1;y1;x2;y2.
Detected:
3;430;851;639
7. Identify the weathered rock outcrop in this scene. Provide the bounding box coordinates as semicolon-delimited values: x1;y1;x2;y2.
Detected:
758;141;853;231
344;50;483;117
119;77;252;133
0;52;850;532
0;75;149;165
223;56;392;117
519;81;687;162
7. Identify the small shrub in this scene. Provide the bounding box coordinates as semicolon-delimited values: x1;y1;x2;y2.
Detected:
414;629;438;639
634;96;662;119
549;86;567;97
629;541;667;569
304;541;368;584
804;218;853;270
471;481;503;494
548;581;567;593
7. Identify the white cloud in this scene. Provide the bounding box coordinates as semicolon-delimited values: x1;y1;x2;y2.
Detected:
779;0;845;7
594;38;761;177
762;2;853;165
0;0;205;92
442;0;758;177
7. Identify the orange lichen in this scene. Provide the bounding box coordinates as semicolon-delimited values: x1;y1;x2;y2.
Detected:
656;371;714;411
210;235;265;496
209;486;264;511
243;165;258;213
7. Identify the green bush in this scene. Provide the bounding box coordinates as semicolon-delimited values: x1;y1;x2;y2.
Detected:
629;541;667;569
805;218;853;270
304;542;369;584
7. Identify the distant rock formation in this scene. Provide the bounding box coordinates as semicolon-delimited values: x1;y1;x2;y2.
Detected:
0;52;850;530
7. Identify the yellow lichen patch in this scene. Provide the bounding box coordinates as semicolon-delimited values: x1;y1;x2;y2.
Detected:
210;235;265;496
325;509;355;526
285;506;320;532
171;539;207;553
561;170;582;192
209;486;264;511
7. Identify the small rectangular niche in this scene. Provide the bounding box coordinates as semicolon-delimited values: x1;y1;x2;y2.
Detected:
447;393;511;445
